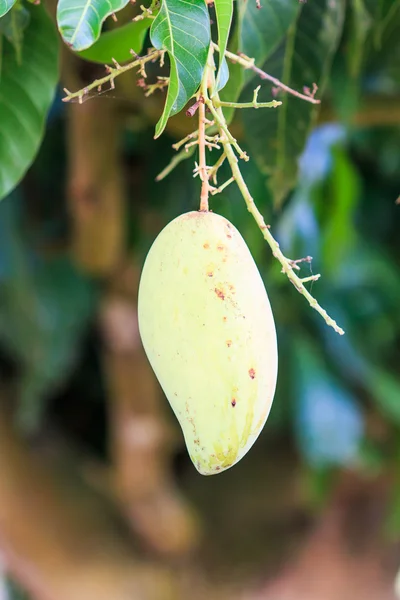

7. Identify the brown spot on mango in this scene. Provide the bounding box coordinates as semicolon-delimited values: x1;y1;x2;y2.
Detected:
215;287;225;300
249;368;256;379
203;242;210;249
231;399;236;407
217;244;225;252
226;340;232;347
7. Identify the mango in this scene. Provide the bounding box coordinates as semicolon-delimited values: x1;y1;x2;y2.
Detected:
138;211;278;475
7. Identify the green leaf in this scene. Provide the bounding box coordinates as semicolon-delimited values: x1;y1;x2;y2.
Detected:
322;146;360;273
239;0;300;82
0;5;59;202
57;0;130;51
213;0;233;91
150;0;211;138
348;0;373;78
242;0;345;206
367;367;400;424
77;18;151;63
0;0;16;19
0;4;30;64
365;0;400;49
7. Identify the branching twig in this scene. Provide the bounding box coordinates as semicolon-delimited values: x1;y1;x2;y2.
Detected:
132;4;156;21
207;101;249;160
137;76;169;97
210;176;235;195
208;152;226;184
214;44;321;105
62;50;162;103
203;54;344;335
215;86;282;110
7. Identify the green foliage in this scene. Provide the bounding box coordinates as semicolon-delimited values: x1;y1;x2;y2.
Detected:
242;0;345;206
56;0;130;51
0;4;59;202
0;195;97;431
348;0;373;78
220;0;299;122
0;0;16;19
0;3;30;63
77;18;151;64
150;0;211;138
239;0;299;84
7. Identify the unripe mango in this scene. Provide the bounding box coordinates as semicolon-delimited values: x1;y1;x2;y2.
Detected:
138;211;278;475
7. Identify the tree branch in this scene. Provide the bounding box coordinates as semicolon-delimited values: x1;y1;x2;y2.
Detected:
215;44;321;105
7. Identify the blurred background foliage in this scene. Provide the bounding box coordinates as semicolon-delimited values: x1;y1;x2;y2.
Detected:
0;0;399;598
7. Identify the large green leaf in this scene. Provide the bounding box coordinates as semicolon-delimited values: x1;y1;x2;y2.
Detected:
242;0;345;206
0;5;59;202
150;0;211;138
214;0;233;90
77;18;151;63
57;0;130;51
239;0;300;81
0;0;16;19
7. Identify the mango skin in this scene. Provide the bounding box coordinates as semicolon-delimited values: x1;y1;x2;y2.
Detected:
138;211;278;475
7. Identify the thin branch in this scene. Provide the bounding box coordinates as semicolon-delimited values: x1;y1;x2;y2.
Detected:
210;176;235;195
172;131;199;151
214;44;321;105
208;152;226;184
62;50;162;103
215;86;282;109
132;4;156;20
204;61;344;335
207;101;249;160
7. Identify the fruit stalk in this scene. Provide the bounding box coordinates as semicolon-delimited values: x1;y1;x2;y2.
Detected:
198;97;210;212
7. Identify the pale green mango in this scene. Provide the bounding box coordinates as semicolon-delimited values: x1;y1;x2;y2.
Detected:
138;211;278;475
